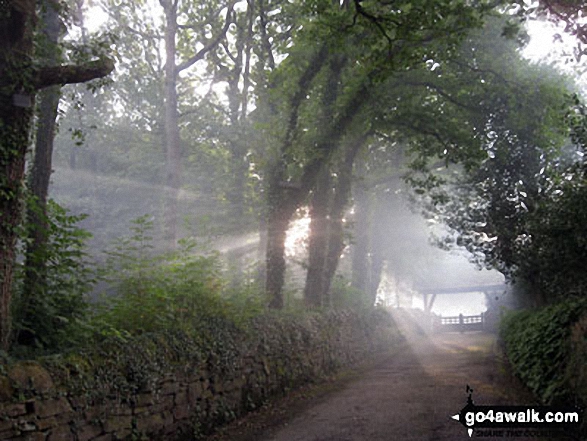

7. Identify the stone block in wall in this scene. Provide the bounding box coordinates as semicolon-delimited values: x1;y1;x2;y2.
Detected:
232;376;245;391
1;403;28;418
101;415;131;434
0;428;19;440
186;382;202;404
74;422;102;441
0;377;14;401
12;432;46;441
148;395;175;415
134;411;172;435
172;402;190;421
200;388;213;403
162;420;186;437
111;427;132;441
16;420;37;432
135;393;154;409
36;398;71;419
66;397;85;412
108;404;132;417
88;434;112;441
8;363;54;395
222;388;241;408
199;376;210;392
174;390;188;407
159;381;178;397
131;406;149;416
0;419;14;434
83;403;109;422
36;416;57;431
46;424;74;441
210;378;224;394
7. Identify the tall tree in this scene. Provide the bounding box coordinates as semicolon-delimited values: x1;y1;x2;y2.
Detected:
398;18;574;306
336;15;574;306
261;0;491;308
159;0;234;245
0;0;113;349
19;0;64;344
304;133;368;307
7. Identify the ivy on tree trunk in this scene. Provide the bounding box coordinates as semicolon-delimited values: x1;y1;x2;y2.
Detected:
0;0;113;350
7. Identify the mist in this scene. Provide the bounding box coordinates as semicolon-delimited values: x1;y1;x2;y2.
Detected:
1;1;585;439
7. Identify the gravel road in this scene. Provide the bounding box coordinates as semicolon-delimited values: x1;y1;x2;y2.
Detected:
207;309;556;441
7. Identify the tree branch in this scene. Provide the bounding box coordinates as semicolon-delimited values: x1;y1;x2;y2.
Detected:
447;58;515;86
401;80;481;112
221;41;238;63
352;0;398;45
124;25;163;41
175;3;234;73
36;57;115;89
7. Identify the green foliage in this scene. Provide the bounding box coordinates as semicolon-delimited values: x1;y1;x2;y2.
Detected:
520;169;587;301
91;216;270;340
221;266;267;324
406;17;582;304
435;93;586;304
19;306;398;440
567;313;587;412
12;199;94;352
500;298;587;405
330;275;372;309
93;216;230;336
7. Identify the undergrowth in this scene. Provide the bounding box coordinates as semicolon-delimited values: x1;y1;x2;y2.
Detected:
500;297;587;406
89;215;267;341
11;213;268;356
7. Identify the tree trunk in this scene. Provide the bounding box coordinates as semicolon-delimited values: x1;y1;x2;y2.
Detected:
264;54;369;307
351;179;371;295
266;197;296;309
367;246;384;306
0;0;113;351
162;1;181;246
303;56;345;308
256;213;268;289
262;47;329;308
304;168;331;308
19;86;60;339
0;101;34;350
0;0;38;350
224;1;254;223
160;0;234;244
321;137;366;303
20;0;62;345
366;200;388;306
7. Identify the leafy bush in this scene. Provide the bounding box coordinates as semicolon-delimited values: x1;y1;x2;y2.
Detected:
91;216;263;337
500;298;587;405
567;313;587;409
12;199;95;353
330;275;372;309
221;274;266;325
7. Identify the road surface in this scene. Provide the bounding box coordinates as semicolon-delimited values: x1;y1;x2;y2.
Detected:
207;309;550;441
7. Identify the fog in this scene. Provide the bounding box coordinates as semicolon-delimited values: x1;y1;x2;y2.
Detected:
39;6;580;319
3;2;586;439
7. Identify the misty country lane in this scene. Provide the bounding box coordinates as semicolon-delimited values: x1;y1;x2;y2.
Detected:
209;310;541;441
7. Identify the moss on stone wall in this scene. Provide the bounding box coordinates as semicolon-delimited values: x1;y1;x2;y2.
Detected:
0;308;401;441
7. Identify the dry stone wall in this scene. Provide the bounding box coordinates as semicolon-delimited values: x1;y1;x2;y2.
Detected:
0;309;401;441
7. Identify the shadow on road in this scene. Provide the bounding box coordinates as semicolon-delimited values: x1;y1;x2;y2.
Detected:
207;308;553;441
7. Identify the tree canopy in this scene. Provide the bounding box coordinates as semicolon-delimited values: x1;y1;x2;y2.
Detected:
0;0;586;352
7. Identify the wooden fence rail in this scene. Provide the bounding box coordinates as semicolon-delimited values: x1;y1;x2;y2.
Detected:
433;313;484;333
